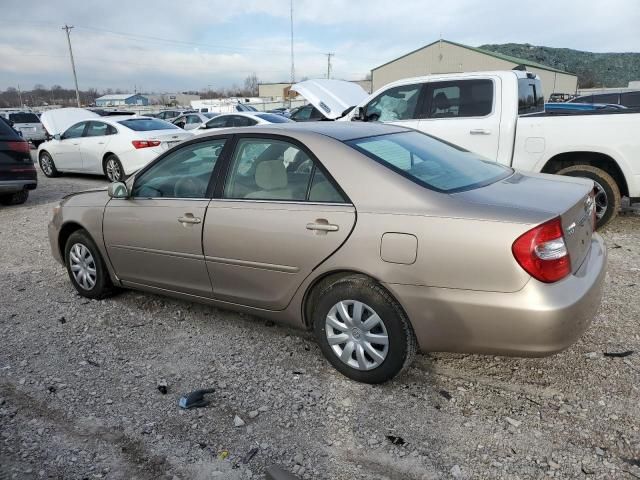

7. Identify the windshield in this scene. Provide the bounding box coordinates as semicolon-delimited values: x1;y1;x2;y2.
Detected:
255;113;292;123
346;131;511;193
9;113;40;123
118;118;179;131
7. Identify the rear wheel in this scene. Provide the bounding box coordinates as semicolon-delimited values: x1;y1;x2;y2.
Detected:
39;151;60;177
104;155;124;182
64;230;116;299
0;190;28;205
556;165;620;229
312;275;416;384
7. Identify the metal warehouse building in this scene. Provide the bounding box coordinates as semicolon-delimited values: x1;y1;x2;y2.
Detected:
95;93;149;107
371;39;577;95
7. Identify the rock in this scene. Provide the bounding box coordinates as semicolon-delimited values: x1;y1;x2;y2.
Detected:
248;410;259;419
595;447;605;456
233;415;245;427
548;460;560;469
505;417;522;428
450;464;463;478
585;351;599;359
294;453;304;465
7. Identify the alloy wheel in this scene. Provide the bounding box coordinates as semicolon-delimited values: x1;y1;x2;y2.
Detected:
325;300;389;370
106;159;122;182
40;154;53;176
593;180;607;220
69;243;97;290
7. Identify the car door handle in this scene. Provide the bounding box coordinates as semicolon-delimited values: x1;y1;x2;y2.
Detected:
178;214;201;225
97;141;105;145
306;221;339;232
470;128;491;135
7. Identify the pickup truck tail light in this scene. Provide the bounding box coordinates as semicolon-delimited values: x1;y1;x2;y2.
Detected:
512;217;571;283
7;141;30;153
132;140;161;149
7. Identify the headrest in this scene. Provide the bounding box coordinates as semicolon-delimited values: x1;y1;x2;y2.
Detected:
255;160;287;190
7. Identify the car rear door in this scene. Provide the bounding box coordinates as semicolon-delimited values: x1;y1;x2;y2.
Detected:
416;76;501;160
203;134;355;310
103;137;229;297
78;121;115;173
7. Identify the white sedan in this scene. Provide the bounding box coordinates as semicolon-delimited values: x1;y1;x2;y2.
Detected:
192;112;292;135
38;108;193;182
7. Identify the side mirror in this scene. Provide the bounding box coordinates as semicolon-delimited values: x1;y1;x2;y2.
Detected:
53;133;62;141
107;181;129;199
352;106;367;122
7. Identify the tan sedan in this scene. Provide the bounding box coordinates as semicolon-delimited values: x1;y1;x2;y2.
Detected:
48;123;607;383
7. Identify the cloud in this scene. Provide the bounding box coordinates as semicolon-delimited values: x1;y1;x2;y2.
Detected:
0;0;638;91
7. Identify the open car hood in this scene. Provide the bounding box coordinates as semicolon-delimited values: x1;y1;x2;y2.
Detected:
40;108;100;136
291;79;368;120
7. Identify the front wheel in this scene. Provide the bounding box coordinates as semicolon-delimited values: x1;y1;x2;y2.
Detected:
39;151;60;177
556;165;621;229
104;155;125;182
312;275;417;384
64;230;116;299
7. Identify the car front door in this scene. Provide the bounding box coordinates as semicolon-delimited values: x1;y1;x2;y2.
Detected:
204;135;356;310
173;116;187;129
79;121;116;173
363;83;425;130
55;121;87;170
416;77;501;160
103;137;228;297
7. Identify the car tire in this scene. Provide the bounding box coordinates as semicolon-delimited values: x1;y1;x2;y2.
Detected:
64;230;116;300
312;275;417;384
556;165;620;229
104;155;125;182
39;151;60;177
0;190;29;206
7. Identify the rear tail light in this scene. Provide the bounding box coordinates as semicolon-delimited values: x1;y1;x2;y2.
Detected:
10;164;36;172
7;141;30;153
132;140;161;149
512;217;571;283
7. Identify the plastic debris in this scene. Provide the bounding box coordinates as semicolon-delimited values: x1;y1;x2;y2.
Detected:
178;388;215;409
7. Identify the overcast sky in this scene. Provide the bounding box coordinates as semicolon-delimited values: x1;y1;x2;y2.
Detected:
1;0;639;92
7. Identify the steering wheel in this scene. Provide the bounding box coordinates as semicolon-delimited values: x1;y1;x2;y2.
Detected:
174;176;206;198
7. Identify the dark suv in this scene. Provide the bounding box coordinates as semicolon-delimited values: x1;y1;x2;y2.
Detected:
0;117;37;205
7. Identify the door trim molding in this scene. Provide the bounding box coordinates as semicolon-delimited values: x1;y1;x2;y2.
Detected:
110;244;203;261
204;255;299;273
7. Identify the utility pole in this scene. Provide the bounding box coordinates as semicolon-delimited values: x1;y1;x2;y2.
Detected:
325;53;335;79
290;0;295;85
62;25;81;107
17;85;23;107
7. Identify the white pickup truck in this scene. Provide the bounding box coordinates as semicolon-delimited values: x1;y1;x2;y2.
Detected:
293;71;640;228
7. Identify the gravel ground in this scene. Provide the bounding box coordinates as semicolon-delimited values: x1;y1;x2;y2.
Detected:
1;171;639;480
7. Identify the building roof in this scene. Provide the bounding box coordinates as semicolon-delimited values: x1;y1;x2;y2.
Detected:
96;93;144;101
372;39;574;76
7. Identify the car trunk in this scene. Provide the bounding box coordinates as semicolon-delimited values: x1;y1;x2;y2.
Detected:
0;138;36;181
144;131;194;152
453;171;595;273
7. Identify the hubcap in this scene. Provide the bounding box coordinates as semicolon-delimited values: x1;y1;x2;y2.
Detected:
593;180;607;220
41;155;53;175
325;300;389;371
106;159;121;181
69;243;97;290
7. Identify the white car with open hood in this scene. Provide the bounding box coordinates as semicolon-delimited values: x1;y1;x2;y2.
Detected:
37;108;194;182
292;73;640;228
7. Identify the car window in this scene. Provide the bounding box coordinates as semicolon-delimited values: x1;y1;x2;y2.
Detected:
308;169;346;203
423;79;493;118
85;121;116;137
365;83;423;121
9;113;40;123
518;78;545;114
224;138;319;201
255;113;291;123
63;122;87;139
132;139;226;198
119;118;179;131
291;105;314;121
592;93;620;104
228;116;256;127
621;91;640;107
347;131;511;193
204;116;231;129
187;115;201;125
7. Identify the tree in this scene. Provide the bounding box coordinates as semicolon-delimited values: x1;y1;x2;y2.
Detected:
244;73;259;96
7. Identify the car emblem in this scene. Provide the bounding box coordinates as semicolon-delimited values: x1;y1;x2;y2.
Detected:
566;222;576;236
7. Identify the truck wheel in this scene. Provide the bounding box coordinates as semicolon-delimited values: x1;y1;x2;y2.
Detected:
556;165;620;229
0;190;29;205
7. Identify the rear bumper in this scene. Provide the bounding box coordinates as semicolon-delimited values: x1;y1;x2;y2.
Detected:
386;234;607;356
118;148;160;175
0;179;37;193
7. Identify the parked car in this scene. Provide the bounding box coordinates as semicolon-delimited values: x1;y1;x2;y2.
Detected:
87;109;136;117
38;108;193;182
0;116;37;205
1;112;47;146
294;72;640;228
267;107;290;117
192;112;292;135
569;91;640;108
48;122;606;384
172;112;219;130
153;110;188;121
544;102;628;112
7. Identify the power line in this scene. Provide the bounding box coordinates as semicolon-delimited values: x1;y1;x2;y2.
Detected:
62;25;81;107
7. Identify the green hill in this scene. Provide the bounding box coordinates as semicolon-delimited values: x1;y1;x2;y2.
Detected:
479;43;640;88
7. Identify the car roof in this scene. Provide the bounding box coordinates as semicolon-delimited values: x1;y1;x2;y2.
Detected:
198;121;409;141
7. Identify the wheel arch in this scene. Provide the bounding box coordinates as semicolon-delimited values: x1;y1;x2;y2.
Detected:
102;152;118;171
541;151;629;197
57;222;86;261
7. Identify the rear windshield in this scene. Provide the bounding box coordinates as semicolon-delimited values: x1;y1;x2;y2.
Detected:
0;117;20;139
346;131;511;193
118;118;179;131
9;113;40;123
255;113;292;123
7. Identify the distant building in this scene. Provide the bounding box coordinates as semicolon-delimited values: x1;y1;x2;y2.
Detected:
371;39;578;94
146;93;200;107
95;94;149;107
